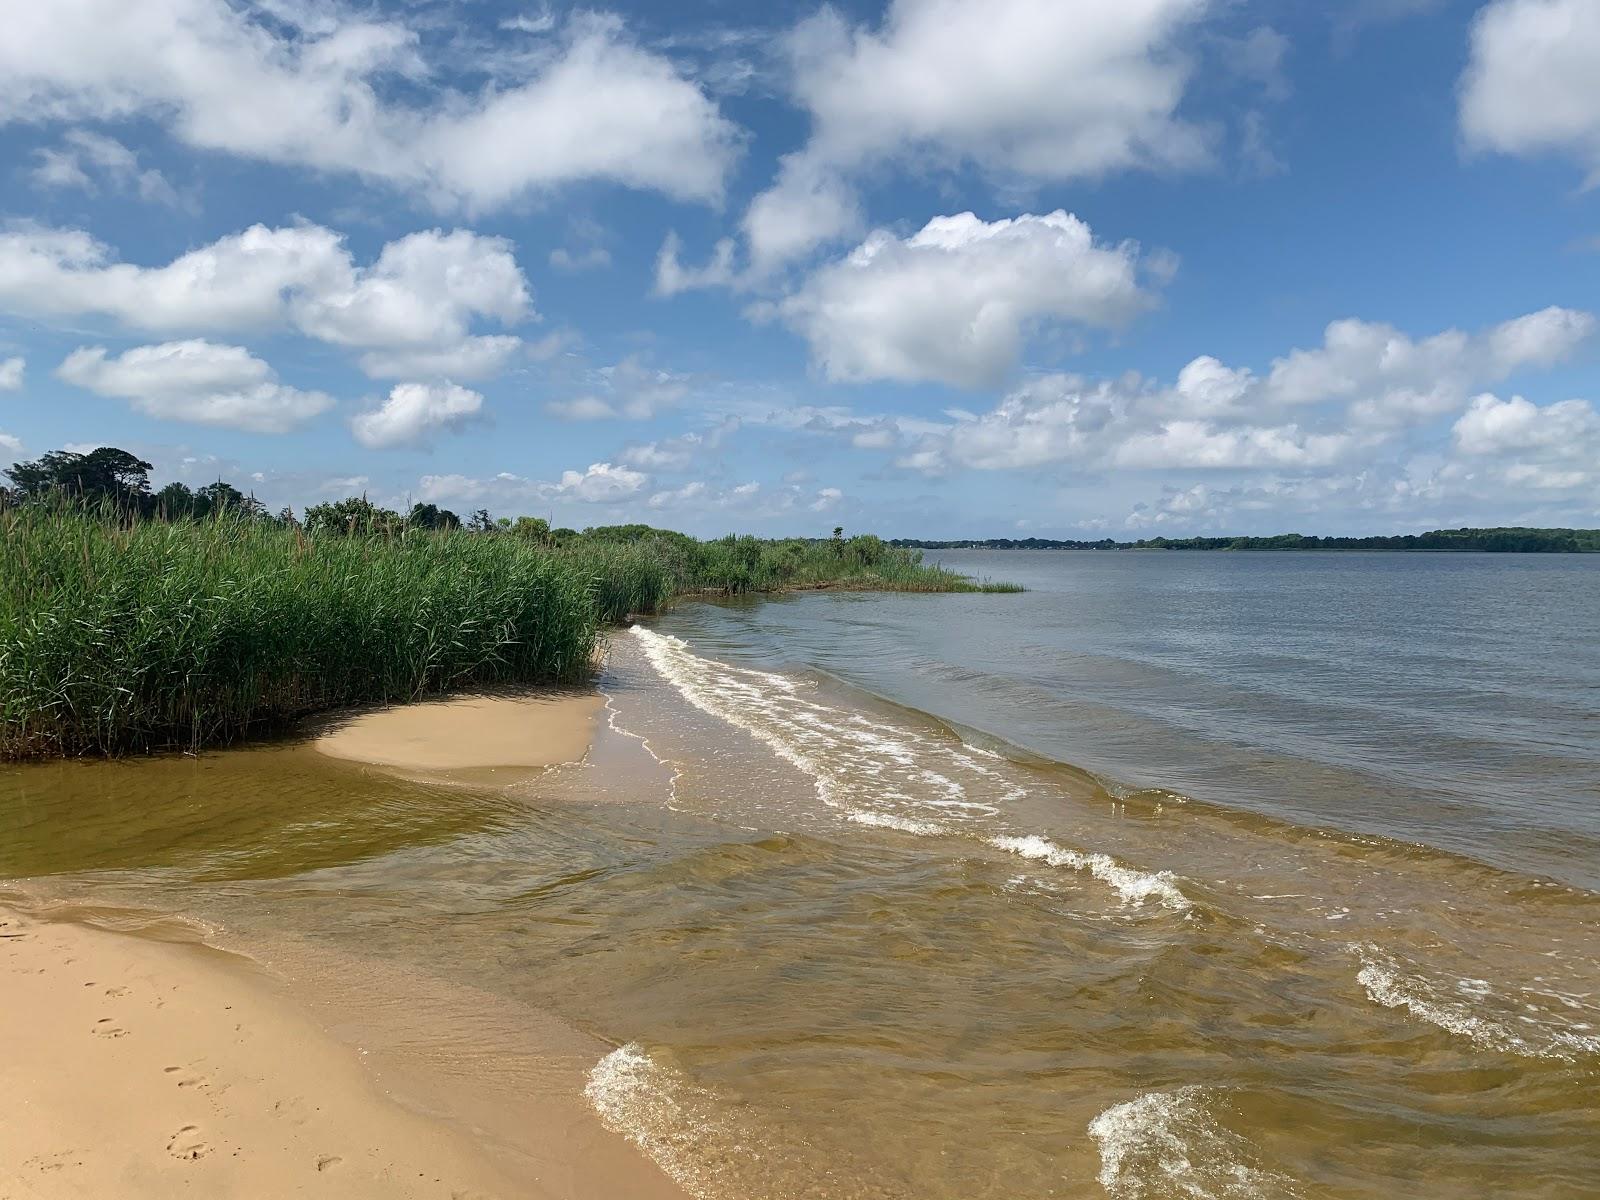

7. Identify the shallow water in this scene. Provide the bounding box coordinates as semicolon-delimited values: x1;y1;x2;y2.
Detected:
3;552;1599;1198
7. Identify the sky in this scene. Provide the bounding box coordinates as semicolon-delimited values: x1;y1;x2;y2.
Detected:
0;0;1597;538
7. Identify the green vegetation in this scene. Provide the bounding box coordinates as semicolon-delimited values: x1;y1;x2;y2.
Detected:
894;528;1600;553
0;448;1016;759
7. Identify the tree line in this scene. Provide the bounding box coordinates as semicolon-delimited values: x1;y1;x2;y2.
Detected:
1;445;571;542
892;529;1600;553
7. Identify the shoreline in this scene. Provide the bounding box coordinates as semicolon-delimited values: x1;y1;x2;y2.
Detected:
0;687;688;1200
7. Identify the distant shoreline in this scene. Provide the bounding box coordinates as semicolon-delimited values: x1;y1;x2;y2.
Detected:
894;527;1600;553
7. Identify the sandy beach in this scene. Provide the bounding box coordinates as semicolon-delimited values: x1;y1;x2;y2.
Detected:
0;689;687;1200
0;907;526;1199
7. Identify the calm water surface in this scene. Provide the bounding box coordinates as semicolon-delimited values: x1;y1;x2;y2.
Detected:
2;551;1597;1198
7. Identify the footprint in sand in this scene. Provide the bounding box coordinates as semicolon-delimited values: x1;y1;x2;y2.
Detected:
163;1065;208;1090
93;1018;129;1039
167;1125;210;1161
104;985;130;998
316;1155;343;1172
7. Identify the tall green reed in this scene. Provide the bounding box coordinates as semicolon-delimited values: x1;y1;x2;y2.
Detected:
1;507;1016;757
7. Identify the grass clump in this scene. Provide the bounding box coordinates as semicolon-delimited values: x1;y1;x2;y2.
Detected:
0;508;598;758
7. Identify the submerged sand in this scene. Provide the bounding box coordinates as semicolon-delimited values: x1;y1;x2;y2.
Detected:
314;691;604;778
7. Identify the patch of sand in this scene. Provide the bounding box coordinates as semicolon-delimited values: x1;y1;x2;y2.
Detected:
0;907;527;1198
0;906;685;1200
313;691;603;779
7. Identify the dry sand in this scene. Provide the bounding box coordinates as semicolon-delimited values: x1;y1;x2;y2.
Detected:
313;691;605;782
0;907;524;1199
0;905;686;1200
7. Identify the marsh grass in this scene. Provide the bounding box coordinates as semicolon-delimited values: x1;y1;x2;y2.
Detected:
1;508;1018;758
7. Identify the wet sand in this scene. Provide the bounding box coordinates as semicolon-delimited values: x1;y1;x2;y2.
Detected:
314;691;604;779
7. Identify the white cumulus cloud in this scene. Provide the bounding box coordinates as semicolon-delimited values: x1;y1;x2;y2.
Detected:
0;2;740;210
0;357;23;391
57;340;333;433
350;382;485;449
0;222;532;377
777;211;1163;389
1460;0;1600;184
743;0;1211;269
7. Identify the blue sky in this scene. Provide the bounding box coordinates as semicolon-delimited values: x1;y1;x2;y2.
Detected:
1;0;1597;536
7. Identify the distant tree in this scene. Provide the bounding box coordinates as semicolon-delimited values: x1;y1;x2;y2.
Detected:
408;502;461;531
196;480;247;513
509;515;551;543
276;505;298;528
153;481;202;520
467;507;495;533
5;447;153;510
303;496;404;536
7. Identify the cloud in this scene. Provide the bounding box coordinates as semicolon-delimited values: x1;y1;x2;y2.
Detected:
557;461;649;502
548;216;613;272
350;382;485;449
840;305;1596;476
0;2;740;209
31;129;183;206
776;211;1164;388
654;232;739;296
619;419;739;470
419;461;648;506
544;357;692;420
0;222;532;376
643;478;842;517
57;339;333;432
1451;392;1600;490
356;336;525;381
1263;306;1596;425
742;0;1212;269
1460;0;1600;184
0;357;22;390
0;432;21;454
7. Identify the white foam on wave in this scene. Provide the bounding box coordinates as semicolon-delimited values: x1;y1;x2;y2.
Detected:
633;627;1193;913
1355;946;1600;1061
848;810;949;836
991;834;1191;912
1088;1086;1299;1200
632;626;1008;824
585;1044;728;1199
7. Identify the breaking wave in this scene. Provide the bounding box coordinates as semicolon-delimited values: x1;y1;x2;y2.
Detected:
632;626;1189;912
1355;946;1600;1062
1088;1086;1300;1199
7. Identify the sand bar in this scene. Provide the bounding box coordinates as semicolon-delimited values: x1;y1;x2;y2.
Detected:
313;691;604;777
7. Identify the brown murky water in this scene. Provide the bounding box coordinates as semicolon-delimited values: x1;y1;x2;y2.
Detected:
3;620;1599;1198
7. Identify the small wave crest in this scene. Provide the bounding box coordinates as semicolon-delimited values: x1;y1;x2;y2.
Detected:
991;834;1191;912
1355;946;1600;1061
585;1043;732;1199
633;627;1192;913
1088;1086;1299;1199
632;626;1016;824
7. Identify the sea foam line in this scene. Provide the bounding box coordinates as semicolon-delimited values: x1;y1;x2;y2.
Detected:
633;626;1191;913
990;834;1191;912
1088;1086;1299;1200
1355;946;1600;1062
